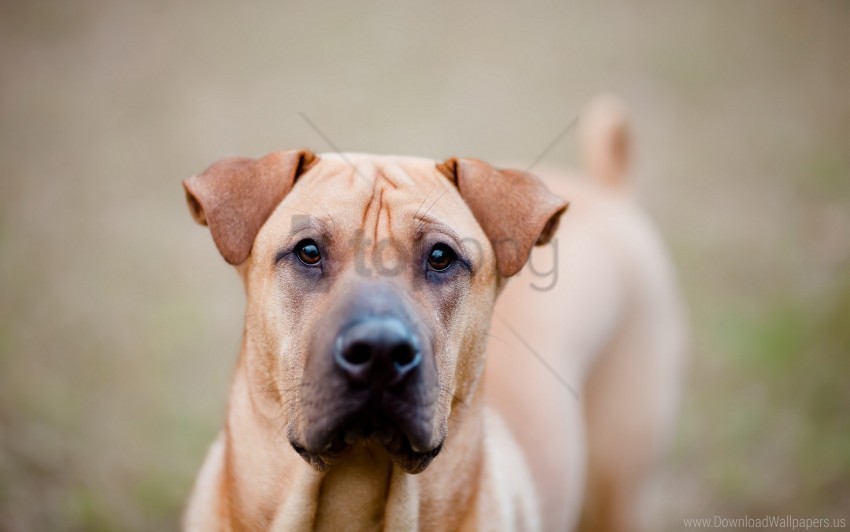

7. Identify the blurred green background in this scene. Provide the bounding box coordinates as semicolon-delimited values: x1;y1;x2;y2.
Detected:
1;1;848;530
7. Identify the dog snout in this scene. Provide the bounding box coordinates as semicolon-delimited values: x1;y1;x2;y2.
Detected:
296;282;441;468
334;317;421;388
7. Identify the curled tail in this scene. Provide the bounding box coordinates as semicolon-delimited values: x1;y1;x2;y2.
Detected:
580;93;631;187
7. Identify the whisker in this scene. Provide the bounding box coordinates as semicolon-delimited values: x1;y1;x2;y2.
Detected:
304;194;338;231
415;188;448;233
439;386;473;413
412;189;433;222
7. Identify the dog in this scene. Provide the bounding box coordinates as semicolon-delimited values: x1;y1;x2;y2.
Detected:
181;95;687;531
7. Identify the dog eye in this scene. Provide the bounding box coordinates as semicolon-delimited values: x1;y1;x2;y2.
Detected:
295;239;321;265
427;243;456;271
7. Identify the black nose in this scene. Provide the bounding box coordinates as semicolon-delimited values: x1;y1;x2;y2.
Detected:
334;317;421;387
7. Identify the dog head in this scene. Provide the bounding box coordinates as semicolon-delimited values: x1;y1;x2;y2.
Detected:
184;151;566;473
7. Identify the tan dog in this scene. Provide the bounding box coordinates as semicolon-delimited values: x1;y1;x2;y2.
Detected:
182;96;686;531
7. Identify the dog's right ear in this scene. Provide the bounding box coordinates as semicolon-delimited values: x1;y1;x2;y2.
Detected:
183;149;318;265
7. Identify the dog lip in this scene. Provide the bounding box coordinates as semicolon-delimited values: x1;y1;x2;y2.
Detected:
391;438;444;474
302;388;434;447
290;432;444;475
292;412;443;474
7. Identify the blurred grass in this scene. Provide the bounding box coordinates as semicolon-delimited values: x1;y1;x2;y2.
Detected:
1;1;849;530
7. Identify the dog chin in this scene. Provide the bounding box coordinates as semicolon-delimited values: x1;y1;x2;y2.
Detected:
290;426;444;474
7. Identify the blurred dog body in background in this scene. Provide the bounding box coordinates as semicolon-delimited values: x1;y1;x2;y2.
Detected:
182;96;686;531
488;95;688;530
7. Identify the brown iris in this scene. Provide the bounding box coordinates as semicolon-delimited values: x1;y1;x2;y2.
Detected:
295;239;321;265
427;243;456;271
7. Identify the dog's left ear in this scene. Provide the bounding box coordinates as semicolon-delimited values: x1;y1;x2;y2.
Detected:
437;158;568;277
184;149;317;265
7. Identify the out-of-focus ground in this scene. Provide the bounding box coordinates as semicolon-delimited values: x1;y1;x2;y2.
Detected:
1;1;848;530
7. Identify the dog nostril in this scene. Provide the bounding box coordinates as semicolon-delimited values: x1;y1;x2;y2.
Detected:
390;344;419;370
343;342;372;366
335;319;421;384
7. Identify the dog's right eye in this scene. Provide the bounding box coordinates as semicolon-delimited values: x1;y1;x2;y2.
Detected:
295;239;322;266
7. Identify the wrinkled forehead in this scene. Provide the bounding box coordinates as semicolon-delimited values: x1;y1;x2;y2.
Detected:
272;153;480;238
295;153;449;206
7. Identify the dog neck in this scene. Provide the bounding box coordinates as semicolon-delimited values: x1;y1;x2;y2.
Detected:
219;342;487;531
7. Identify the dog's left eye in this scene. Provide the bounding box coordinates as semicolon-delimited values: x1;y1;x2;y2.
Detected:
427;243;456;271
295;239;322;265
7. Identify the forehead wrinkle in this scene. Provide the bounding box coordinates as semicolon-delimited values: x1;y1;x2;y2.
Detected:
358;163;448;258
309;156;449;197
304;155;469;252
366;165;410;246
379;160;422;190
306;159;374;190
379;163;461;229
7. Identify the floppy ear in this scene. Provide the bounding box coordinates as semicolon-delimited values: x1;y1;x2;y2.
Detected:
183;149;317;265
436;158;568;277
